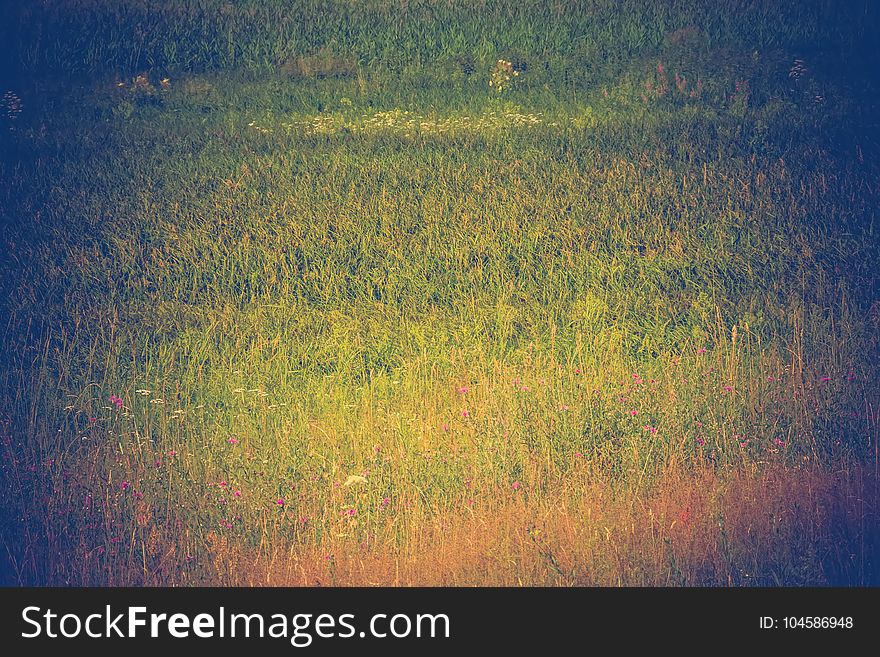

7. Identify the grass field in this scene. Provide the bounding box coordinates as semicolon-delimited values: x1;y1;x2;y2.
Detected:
1;0;878;586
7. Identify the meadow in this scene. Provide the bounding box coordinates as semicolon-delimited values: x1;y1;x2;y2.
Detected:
0;0;878;586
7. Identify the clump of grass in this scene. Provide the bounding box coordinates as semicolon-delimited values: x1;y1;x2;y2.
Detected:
281;47;359;80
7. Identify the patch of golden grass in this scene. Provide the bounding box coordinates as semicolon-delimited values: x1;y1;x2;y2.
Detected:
202;462;877;586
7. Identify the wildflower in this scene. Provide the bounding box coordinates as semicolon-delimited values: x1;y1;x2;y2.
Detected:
298;516;309;526
643;425;657;434
109;395;123;409
696;421;703;429
120;481;130;491
574;452;583;459
227;437;239;444
442;423;449;432
696;436;705;446
560;405;570;411
697;347;707;354
89;417;97;423
847;371;856;382
630;409;638;416
574;369;581;375
512;481;522;491
723;385;733;393
167;450;177;457
275;498;285;506
218;480;228;488
132;491;143;500
154;459;162;468
458;386;470;394
675;73;687;92
220;519;232;529
774;438;785;447
380;497;391;509
820;376;831;382
233;490;241;498
461;409;469;418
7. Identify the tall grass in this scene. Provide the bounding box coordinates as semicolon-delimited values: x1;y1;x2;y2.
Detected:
0;0;878;585
2;1;877;79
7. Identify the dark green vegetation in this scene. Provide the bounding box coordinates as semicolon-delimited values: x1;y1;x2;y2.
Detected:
0;1;878;585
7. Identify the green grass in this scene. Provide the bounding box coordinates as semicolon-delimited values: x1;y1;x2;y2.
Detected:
0;0;878;585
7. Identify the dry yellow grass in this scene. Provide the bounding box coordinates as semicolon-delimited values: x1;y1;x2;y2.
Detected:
196;462;877;586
